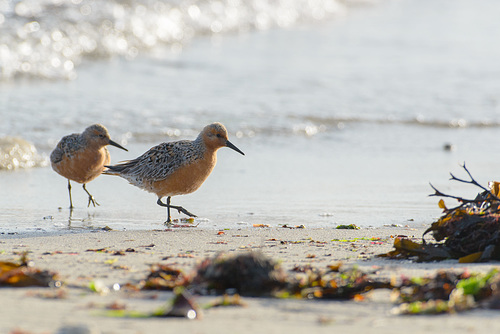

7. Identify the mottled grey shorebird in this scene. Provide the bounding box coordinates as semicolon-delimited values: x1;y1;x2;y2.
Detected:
104;122;244;223
51;124;127;208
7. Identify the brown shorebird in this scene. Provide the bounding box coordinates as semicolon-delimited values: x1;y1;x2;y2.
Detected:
104;122;244;223
51;124;127;209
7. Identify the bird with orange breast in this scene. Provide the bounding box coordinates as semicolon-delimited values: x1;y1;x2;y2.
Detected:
104;122;244;223
51;124;128;209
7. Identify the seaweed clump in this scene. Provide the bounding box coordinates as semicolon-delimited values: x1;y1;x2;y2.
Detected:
0;252;60;287
132;253;391;300
191;252;288;296
381;164;500;262
286;263;391;300
392;269;500;314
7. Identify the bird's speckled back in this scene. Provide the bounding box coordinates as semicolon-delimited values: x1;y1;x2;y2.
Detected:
105;138;206;187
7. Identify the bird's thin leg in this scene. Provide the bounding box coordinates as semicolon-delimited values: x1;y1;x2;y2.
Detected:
82;184;100;207
157;196;197;224
67;179;74;209
167;196;171;223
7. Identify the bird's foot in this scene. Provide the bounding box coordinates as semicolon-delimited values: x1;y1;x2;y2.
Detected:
162;207;197;226
172;205;197;218
157;198;197;220
82;184;99;208
87;195;100;207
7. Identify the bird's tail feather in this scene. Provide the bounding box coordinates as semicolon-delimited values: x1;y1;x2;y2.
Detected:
103;163;127;175
102;160;138;175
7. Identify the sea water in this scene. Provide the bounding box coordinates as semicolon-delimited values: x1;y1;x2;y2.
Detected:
1;0;500;234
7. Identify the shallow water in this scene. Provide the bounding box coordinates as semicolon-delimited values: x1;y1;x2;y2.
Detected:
1;0;500;233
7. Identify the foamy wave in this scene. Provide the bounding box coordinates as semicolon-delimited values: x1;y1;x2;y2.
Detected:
102;113;500;145
301;115;500;129
0;0;347;80
0;136;48;170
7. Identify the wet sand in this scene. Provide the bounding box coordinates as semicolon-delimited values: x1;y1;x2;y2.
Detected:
1;225;500;334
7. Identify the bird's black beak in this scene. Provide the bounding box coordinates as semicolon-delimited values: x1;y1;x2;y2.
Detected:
109;139;128;151
226;140;244;155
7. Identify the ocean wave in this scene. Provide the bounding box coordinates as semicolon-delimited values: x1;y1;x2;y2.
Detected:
0;0;351;80
103;114;500;146
300;115;500;129
0;136;48;170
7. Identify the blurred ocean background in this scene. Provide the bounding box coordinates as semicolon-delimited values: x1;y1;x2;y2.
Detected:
1;0;500;234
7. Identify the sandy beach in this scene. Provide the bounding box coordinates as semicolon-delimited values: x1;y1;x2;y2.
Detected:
2;0;500;333
1;225;500;334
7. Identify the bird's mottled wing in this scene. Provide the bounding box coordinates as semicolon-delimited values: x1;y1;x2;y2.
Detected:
108;140;203;181
50;134;81;164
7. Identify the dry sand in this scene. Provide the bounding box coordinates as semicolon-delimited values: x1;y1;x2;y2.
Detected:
1;225;500;334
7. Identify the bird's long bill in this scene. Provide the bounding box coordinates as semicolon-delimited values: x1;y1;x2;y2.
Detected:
226;140;245;155
109;139;128;151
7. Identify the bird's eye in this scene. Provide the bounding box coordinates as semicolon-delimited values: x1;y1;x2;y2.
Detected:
216;134;221;138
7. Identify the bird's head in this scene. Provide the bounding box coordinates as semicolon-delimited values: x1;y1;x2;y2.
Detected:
83;124;128;151
201;122;244;155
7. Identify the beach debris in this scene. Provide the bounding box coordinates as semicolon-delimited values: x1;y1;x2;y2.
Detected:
336;224;360;230
106;301;127;310
443;143;456;152
0;253;60;288
285;264;391;300
392;269;500;314
192;252;287;296
253;224;270;228
104;289;201;320
384;224;403;227
88;280;120;295
172;217;196;224
139;264;191;290
165;218;199;228
381;164;500;262
121;250;500;318
332;237;384;243
379;237;451;262
176;252;196;258
165;223;200;228
86;247;110;253
279;224;306;229
132;253;391;300
85;247;136;255
156;289;200;319
204;294;247;309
